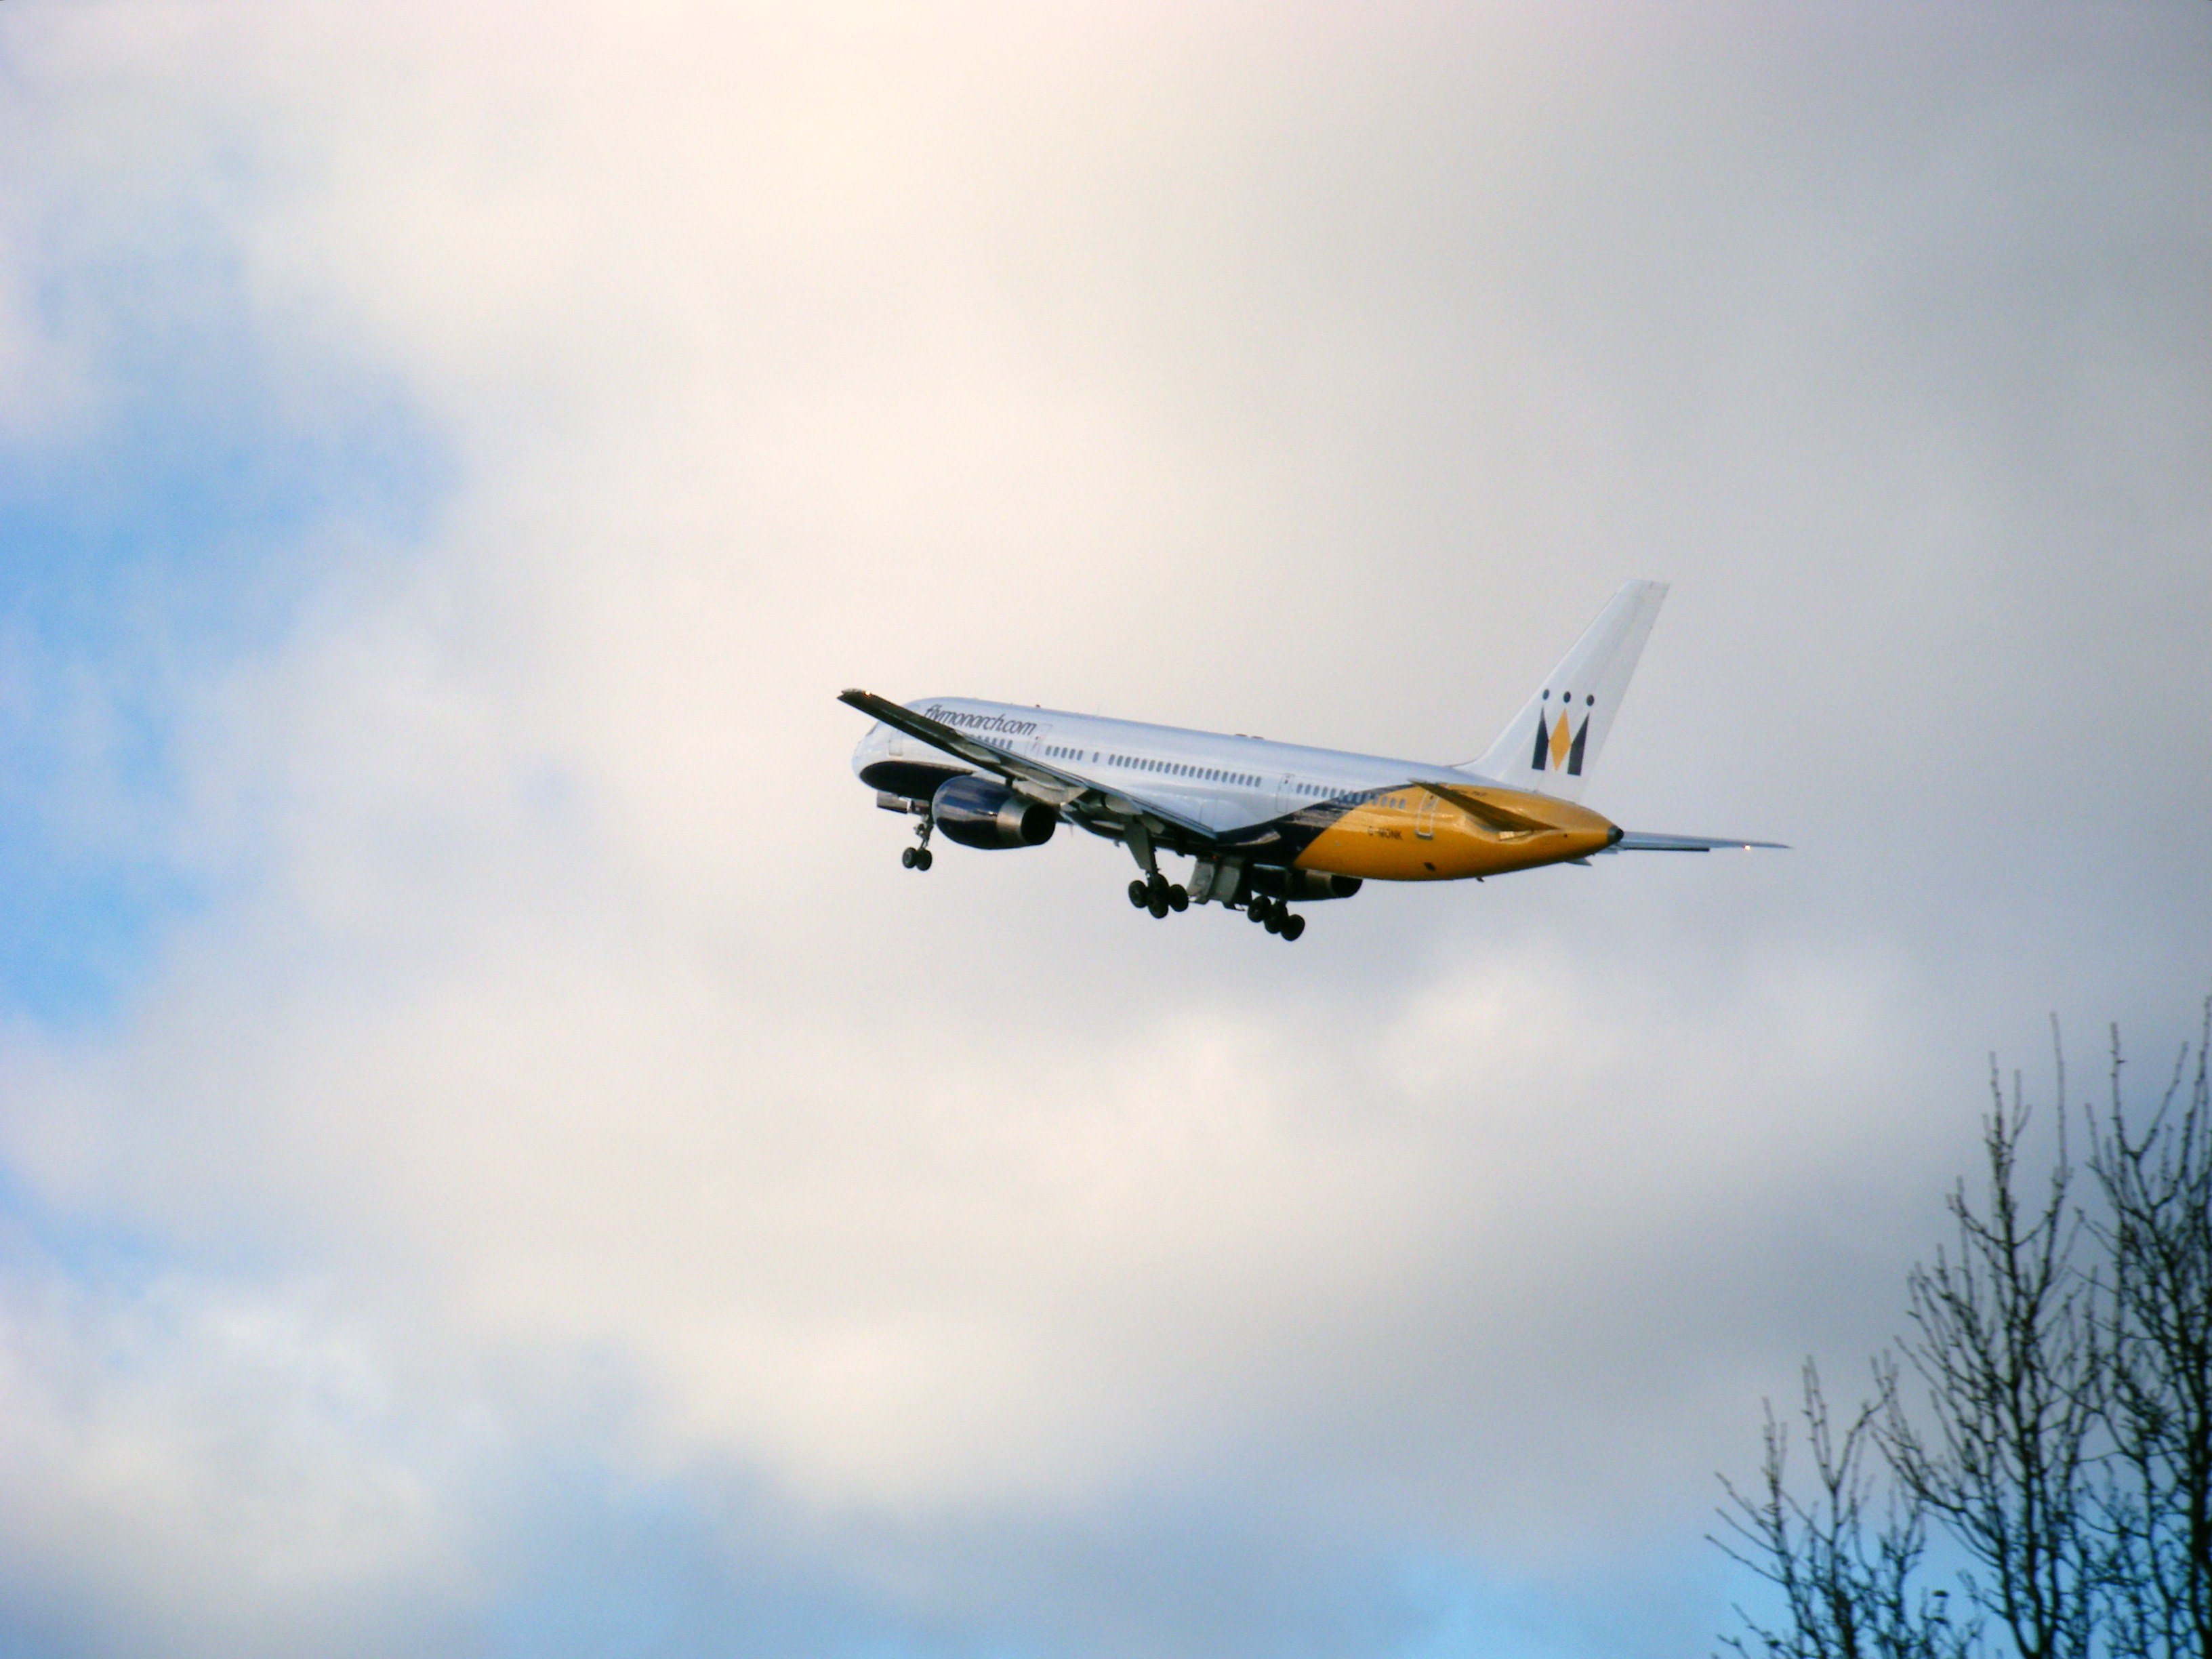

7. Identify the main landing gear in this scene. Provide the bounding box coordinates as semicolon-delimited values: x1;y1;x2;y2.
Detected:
900;817;935;871
1121;825;1303;940
1244;895;1306;941
1126;877;1305;941
1127;873;1188;918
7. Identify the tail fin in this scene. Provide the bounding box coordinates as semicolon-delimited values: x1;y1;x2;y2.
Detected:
1465;579;1668;800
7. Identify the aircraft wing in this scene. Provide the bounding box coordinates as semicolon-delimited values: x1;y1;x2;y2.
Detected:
1605;831;1789;853
837;689;1225;844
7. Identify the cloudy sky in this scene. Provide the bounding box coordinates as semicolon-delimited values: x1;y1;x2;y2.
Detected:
1;4;2206;1654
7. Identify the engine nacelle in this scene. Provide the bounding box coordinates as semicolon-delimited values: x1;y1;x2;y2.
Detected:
932;775;1059;850
1247;868;1363;903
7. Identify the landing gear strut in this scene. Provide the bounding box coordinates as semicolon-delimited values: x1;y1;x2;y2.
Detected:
901;817;935;872
1123;823;1186;918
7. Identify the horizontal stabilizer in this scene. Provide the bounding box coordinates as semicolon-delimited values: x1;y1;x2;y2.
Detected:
1606;832;1788;853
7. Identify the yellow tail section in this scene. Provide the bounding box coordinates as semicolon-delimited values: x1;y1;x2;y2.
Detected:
1294;782;1616;881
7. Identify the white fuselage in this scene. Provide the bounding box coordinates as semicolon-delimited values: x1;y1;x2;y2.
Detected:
851;697;1471;834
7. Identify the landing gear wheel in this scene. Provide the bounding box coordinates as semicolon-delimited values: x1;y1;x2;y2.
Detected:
1168;885;1188;913
1148;893;1170;919
914;847;932;871
1263;906;1284;935
901;846;917;869
1280;913;1305;941
1247;897;1271;925
1128;879;1150;908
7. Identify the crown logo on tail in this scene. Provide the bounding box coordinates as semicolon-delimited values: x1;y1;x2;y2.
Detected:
1530;705;1590;776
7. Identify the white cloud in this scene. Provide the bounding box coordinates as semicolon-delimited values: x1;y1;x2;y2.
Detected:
0;0;2205;1647
0;1242;471;1656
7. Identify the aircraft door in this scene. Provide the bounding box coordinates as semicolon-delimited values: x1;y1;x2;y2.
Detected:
1414;790;1439;840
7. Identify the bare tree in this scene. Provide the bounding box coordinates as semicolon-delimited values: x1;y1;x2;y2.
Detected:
1878;1059;2107;1659
1715;1004;2212;1659
1714;1361;1976;1659
2087;1009;2212;1659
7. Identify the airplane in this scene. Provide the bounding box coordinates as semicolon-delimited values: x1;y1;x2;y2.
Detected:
841;579;1782;941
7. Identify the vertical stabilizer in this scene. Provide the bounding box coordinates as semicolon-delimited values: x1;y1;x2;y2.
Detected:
1465;580;1667;801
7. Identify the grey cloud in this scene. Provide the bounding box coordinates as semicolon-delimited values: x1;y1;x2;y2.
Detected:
0;1;2205;1650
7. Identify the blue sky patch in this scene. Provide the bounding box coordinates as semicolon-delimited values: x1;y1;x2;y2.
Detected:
0;278;450;1027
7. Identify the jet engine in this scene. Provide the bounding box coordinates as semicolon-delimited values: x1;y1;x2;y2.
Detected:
932;775;1059;850
1246;869;1364;902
